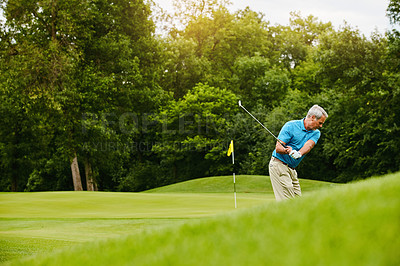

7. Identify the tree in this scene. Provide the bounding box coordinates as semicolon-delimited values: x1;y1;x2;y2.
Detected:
171;0;231;29
161;4;275;99
153;83;237;183
387;0;400;25
270;12;333;70
0;76;46;191
314;25;395;181
387;0;400;69
0;0;163;191
230;54;290;108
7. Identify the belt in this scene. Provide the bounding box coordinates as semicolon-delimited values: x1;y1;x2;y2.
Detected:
272;157;295;170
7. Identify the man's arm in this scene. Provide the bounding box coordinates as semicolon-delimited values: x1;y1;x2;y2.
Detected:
278;139;315;159
298;140;315;156
275;140;292;155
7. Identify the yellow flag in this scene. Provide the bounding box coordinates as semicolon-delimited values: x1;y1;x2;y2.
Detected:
227;140;234;157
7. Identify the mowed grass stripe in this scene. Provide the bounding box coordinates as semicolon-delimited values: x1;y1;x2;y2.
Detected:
0;192;270;219
5;173;399;265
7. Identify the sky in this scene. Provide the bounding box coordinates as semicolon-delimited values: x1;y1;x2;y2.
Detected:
156;0;391;36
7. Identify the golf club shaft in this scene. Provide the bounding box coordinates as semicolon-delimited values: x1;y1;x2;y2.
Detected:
239;102;287;148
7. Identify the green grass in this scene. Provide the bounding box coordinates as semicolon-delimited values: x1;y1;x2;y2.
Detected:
0;218;190;263
146;175;337;193
0;175;277;263
0;192;265;219
0;175;352;265
6;173;398;266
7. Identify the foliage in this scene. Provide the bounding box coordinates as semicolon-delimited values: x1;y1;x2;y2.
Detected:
387;0;400;24
152;83;237;184
230;54;290;107
0;0;164;191
314;27;397;181
1;0;400;191
271;11;333;69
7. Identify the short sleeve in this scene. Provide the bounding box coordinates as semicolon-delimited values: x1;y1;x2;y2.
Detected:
310;130;321;144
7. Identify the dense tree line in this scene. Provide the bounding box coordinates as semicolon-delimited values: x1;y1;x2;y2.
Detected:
1;0;399;191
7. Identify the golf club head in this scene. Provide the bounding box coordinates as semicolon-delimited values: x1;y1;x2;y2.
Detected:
238;100;242;107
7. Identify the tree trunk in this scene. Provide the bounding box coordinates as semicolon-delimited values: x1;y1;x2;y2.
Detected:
11;159;18;192
70;153;83;191
84;158;97;191
51;0;57;41
11;175;18;192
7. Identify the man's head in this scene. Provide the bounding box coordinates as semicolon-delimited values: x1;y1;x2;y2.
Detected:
305;105;328;130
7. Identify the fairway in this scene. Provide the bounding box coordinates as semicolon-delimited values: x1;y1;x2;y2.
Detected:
0;175;335;263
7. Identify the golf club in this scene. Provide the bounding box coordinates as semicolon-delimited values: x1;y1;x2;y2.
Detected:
238;100;287;148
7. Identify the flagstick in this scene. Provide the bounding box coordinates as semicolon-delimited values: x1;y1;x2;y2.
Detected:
233;172;237;209
227;140;236;209
232;150;236;209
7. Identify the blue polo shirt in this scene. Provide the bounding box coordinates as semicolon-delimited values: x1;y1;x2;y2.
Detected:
272;118;320;168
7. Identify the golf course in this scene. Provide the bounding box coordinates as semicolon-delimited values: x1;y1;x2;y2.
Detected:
1;0;399;265
1;173;399;265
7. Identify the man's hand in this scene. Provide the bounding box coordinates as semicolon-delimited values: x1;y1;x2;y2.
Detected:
284;146;292;154
290;150;302;159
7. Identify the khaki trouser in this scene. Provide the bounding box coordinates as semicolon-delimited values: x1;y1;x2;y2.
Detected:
269;157;302;201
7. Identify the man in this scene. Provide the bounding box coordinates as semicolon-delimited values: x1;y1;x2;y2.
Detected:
269;105;328;201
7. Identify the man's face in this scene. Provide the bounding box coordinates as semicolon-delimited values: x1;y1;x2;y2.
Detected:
310;115;326;130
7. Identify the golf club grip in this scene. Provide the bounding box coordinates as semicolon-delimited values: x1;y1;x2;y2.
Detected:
277;140;287;148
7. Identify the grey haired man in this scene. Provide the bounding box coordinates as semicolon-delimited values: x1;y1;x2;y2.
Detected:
269;105;328;201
